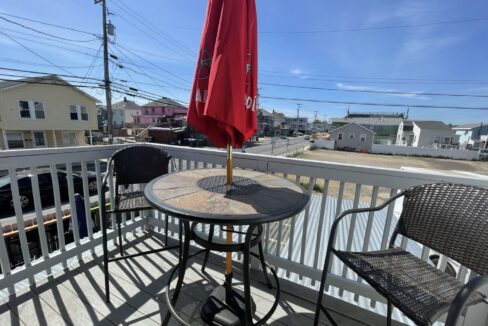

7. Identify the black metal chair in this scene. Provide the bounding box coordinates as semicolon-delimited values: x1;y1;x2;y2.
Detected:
314;183;488;326
101;145;180;303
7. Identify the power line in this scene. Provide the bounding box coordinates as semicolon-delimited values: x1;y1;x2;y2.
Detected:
0;15;98;42
260;82;488;98
260;17;488;34
261;95;488;111
260;69;488;84
0;31;74;75
111;0;196;59
260;72;488;86
0;11;98;36
0;57;102;69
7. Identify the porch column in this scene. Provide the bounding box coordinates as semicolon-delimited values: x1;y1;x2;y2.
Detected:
52;130;58;147
2;130;8;150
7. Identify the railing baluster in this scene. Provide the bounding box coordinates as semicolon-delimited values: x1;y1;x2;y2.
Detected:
311;179;329;287
339;183;362;297
8;168;33;283
380;188;398;250
29;166;51;272
178;158;183;171
65;163;80;248
276;220;283;257
286;175;301;277
50;163;65;253
80;161;93;242
0;230;12;290
326;181;344;292
94;160;103;231
299;177;315;280
457;266;468;283
355;186;378;303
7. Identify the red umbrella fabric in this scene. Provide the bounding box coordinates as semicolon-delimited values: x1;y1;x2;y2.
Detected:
187;0;258;148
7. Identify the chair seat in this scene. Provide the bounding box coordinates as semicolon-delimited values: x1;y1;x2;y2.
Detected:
109;191;151;212
335;247;485;325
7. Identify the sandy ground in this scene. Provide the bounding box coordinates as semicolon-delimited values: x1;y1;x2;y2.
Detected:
289;149;488;204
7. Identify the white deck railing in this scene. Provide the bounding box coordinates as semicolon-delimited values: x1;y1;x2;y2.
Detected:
0;143;486;324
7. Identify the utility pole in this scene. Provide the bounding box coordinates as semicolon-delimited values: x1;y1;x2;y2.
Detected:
96;0;113;144
296;103;301;132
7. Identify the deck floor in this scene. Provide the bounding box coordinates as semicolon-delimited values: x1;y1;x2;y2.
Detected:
0;231;367;325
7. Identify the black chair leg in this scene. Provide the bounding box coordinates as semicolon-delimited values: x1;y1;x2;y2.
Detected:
117;220;124;256
102;210;110;303
387;301;392;326
201;225;214;273
258;240;272;288
164;214;169;246
178;222;183;261
314;248;337;326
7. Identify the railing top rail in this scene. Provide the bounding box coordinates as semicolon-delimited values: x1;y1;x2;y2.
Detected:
1;143;486;189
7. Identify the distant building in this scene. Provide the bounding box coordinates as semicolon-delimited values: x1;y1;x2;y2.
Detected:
0;75;98;150
271;111;289;136
396;120;457;147
452;122;488;149
329;123;375;152
110;98;141;128
286;116;309;134
331;112;405;145
257;108;274;136
134;98;187;127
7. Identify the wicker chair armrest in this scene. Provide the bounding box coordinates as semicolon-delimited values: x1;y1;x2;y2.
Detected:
445;274;488;326
328;190;406;252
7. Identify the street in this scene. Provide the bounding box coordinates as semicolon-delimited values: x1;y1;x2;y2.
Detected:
244;136;310;156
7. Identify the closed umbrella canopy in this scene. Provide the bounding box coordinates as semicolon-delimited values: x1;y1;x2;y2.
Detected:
187;0;258;148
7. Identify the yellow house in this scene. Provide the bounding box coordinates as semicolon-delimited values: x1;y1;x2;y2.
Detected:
0;75;98;150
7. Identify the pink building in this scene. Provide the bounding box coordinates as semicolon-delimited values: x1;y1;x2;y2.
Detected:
133;98;187;127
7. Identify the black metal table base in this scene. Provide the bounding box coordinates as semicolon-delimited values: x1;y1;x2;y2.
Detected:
201;285;256;326
163;222;281;326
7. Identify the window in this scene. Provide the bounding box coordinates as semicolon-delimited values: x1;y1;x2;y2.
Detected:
349;133;355;140
62;131;77;146
34;102;45;119
32;131;46;147
70;105;89;121
80;106;88;120
338;133;343;140
5;131;24;149
360;134;366;142
70;105;78;120
18;100;45;119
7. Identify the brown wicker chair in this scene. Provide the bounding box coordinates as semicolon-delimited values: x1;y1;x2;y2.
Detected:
101;145;180;303
314;183;488;326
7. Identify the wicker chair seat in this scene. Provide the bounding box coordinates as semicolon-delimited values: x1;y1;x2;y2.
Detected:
110;191;151;212
336;247;485;325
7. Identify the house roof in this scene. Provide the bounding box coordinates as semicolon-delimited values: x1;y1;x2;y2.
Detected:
0;74;100;102
411;120;451;130
143;97;186;108
329;123;376;135
258;108;272;116
331;117;403;126
452;122;487;130
112;99;141;111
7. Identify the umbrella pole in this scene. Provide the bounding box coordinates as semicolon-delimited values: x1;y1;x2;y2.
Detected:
225;143;233;302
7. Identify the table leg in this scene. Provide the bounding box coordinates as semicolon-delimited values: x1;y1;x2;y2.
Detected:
243;224;257;325
163;220;191;326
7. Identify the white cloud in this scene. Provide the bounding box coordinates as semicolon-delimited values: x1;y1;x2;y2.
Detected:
290;68;304;75
336;82;429;100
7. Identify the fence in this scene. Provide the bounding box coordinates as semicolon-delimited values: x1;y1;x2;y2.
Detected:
372;144;480;160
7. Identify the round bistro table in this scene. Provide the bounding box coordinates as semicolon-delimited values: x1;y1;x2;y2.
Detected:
144;168;310;326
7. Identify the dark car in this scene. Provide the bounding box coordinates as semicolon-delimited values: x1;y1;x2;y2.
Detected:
0;169;99;210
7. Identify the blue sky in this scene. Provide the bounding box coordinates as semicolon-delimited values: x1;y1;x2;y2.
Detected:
0;0;487;124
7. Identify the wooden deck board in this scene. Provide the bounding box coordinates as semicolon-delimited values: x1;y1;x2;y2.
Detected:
0;231;367;326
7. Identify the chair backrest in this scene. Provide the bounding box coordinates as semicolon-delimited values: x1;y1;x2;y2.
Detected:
111;145;171;186
395;183;488;275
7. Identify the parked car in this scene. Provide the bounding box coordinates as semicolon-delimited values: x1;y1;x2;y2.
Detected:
304;135;311;140
0;169;99;210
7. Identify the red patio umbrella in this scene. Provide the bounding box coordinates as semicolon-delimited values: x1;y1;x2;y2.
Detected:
187;0;258;323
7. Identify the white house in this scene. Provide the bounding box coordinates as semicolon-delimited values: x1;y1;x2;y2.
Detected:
329;123;375;152
109;98;141;128
452;122;488;149
396;120;457;147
